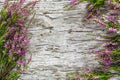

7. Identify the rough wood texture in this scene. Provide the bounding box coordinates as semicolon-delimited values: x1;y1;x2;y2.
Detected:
18;1;103;80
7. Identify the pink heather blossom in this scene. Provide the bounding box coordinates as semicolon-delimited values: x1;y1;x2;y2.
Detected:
7;27;16;31
30;1;39;7
108;27;117;32
8;50;12;55
17;9;22;15
18;19;24;26
4;42;9;48
103;42;109;47
100;52;105;56
23;38;30;44
17;60;26;66
21;50;26;55
88;4;93;11
69;0;77;6
97;20;106;27
103;58;112;66
19;0;25;5
17;50;21;54
22;9;30;16
105;49;111;54
11;45;15;50
105;16;118;22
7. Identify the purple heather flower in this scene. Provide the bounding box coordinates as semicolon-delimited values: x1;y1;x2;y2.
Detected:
17;9;22;15
103;58;112;66
19;0;25;5
86;13;92;19
103;42;109;47
21;50;26;56
14;36;18;41
17;50;21;54
8;50;12;55
23;38;29;44
105;49;111;54
88;4;93;11
11;45;15;50
69;0;77;6
99;52;105;56
7;27;16;31
30;1;39;7
97;20;106;27
4;42;9;48
18;19;24;26
108;27;117;32
17;60;26;66
105;16;118;22
22;9;30;16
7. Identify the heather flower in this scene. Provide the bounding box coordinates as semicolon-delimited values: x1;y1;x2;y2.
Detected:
17;60;26;66
17;50;21;54
88;4;94;11
19;0;25;5
11;44;15;50
4;41;9;48
105;49;111;54
86;13;92;19
108;27;117;32
23;38;30;44
96;20;106;27
105;16;118;22
8;50;12;55
21;50;26;56
17;19;24;26
22;9;30;16
99;52;105;56
103;57;112;66
69;0;77;6
103;42;109;47
7;27;16;31
17;9;22;15
0;0;37;79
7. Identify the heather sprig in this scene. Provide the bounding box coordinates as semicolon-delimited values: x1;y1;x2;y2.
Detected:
0;0;38;80
66;0;120;80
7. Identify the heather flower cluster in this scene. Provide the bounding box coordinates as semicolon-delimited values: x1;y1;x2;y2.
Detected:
0;0;38;80
67;0;120;79
68;0;78;6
